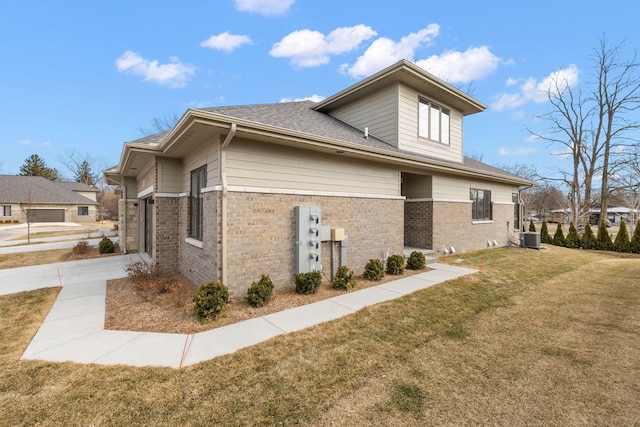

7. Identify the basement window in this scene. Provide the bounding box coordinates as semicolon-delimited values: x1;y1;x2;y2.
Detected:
470;188;492;221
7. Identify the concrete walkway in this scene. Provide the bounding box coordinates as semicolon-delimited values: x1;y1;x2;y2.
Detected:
3;255;476;369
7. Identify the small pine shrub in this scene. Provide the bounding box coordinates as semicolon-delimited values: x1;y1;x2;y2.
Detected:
332;265;356;291
295;271;322;294
552;223;566;247
364;258;385;281
72;239;89;255
596;220;613;251
386;254;405;275
528;220;536;232
565;222;581;249
613;221;631;252
247;274;274;308
98;237;115;254
630;221;640;254
540;220;552;244
581;223;598;250
193;281;229;322
406;250;426;270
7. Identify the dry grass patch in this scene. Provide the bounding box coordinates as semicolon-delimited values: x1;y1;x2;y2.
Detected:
1;245;639;426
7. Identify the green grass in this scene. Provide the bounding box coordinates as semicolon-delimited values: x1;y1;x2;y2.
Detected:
1;245;639;425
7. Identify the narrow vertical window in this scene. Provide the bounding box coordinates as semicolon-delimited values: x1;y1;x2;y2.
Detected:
512;193;520;230
190;166;206;240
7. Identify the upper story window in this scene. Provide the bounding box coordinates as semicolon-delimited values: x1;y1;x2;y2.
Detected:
418;99;450;145
1;206;10;216
190;165;206;241
78;206;89;216
471;188;492;221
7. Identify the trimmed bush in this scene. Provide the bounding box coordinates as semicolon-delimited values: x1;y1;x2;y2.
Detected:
386;254;405;275
552;223;566;247
98;237;115;254
247;274;274;308
565;222;581;249
596;220;613;251
295;271;322;294
614;221;631;252
364;258;385;281
540;220;552;244
581;223;598;250
406;250;427;270
332;265;356;291
193;281;229;322
630;221;640;254
528;220;536;232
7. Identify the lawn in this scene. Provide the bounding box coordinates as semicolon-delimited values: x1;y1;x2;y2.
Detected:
1;245;639;425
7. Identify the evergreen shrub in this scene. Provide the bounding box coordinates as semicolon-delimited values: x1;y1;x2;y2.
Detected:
613;221;631;252
386;254;405;275
581;223;598;250
552;223;566;247
540;220;552;244
364;258;385;281
193;281;229;322
98;237;115;254
565;222;581;249
631;221;640;254
529;220;536;232
332;265;356;291
406;250;427;270
247;274;274;308
295;271;322;294
596;220;613;251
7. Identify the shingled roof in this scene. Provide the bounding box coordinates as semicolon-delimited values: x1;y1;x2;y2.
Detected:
0;175;98;205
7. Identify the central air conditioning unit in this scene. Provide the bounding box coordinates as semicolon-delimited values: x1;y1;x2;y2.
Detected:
520;232;541;249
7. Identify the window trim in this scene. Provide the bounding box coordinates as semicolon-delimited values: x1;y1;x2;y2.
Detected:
418;98;450;145
470;188;492;221
78;206;89;216
189;165;206;241
1;205;10;216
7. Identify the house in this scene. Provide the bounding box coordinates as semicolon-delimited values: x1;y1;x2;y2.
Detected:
105;60;533;297
0;175;99;223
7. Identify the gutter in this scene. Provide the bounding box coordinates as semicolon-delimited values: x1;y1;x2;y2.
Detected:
220;123;237;286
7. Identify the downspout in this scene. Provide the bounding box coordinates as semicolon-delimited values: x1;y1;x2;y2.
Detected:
220;123;237;285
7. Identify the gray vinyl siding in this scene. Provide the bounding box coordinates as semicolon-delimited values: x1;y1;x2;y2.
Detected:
328;85;399;146
226;139;400;196
432;174;518;202
157;158;182;193
181;135;220;192
398;84;464;163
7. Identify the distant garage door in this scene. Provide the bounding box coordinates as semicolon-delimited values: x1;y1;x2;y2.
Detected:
27;209;65;222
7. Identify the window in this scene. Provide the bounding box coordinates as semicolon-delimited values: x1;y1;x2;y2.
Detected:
1;206;10;216
418;99;450;144
78;206;89;216
512;193;520;230
190;166;206;240
470;189;492;221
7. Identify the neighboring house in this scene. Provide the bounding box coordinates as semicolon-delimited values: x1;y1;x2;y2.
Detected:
0;175;99;224
105;60;533;297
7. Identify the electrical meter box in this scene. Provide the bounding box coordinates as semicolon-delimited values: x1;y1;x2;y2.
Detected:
294;206;322;274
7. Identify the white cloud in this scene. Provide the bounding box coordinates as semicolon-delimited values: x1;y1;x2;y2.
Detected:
270;25;376;68
18;139;51;147
498;147;539;156
415;45;500;83
343;24;440;78
115;50;196;88
201;31;253;52
280;94;325;103
234;0;295;16
492;65;579;111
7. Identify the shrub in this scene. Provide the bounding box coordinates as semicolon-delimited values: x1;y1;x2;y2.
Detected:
247;274;274;307
386;254;405;275
364;258;385;281
406;250;426;270
98;237;115;254
565;222;581;249
72;239;89;255
614;221;631;252
528;220;536;232
193;281;229;322
295;271;322;294
596;220;613;251
581;223;598;250
552;223;566;247
332;265;356;291
540;220;552;244
630;221;640;254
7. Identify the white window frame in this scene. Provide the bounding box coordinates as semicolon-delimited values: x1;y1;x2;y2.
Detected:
418;98;450;145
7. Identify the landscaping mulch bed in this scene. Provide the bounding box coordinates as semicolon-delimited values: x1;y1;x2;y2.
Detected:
104;268;427;334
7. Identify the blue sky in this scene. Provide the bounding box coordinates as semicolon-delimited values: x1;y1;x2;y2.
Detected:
1;0;638;181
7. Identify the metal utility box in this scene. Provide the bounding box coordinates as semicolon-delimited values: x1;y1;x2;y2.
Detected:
520;232;541;249
294;206;322;274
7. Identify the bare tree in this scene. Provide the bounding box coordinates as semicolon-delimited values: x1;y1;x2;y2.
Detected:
59;150;106;186
139;113;180;136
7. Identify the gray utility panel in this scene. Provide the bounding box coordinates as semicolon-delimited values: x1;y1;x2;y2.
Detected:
294;206;329;274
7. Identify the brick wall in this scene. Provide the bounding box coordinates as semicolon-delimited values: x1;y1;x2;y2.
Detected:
404;200;433;249
119;199;138;253
154;196;180;272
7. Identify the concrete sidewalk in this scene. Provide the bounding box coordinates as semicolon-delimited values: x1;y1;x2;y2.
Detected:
4;255;476;369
